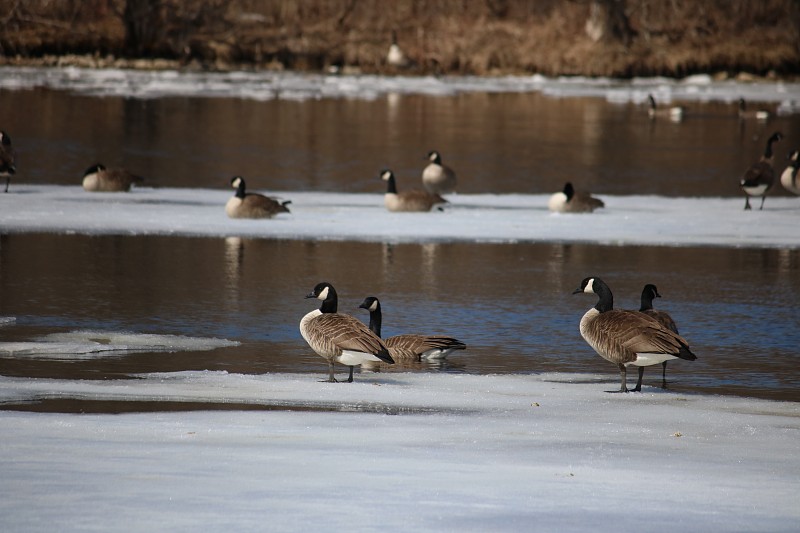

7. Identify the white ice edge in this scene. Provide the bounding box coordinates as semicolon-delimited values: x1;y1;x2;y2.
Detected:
1;371;798;532
1;185;799;249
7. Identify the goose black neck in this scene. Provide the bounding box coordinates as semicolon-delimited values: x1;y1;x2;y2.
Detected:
764;134;781;158
385;175;398;194
593;280;614;313
563;182;575;200
367;307;382;337
235;180;247;199
639;291;654;312
320;287;338;313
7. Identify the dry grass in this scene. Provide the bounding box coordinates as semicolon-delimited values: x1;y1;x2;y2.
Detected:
0;0;798;77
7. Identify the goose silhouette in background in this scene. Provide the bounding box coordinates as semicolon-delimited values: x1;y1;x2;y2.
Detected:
422;150;457;194
738;97;770;121
1;131;17;193
82;163;143;192
358;296;466;361
225;176;291;219
740;131;783;210
299;282;394;383
548;182;604;213
647;94;684;121
381;169;446;212
573;277;697;393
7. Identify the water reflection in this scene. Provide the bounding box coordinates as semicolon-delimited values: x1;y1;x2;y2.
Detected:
1;234;798;401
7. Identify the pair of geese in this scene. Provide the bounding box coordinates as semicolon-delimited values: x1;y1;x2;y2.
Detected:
647;95;771;122
740;131;800;210
299;282;466;383
300;279;694;392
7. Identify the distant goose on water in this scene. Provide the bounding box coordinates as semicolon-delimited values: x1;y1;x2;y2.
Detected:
381;169;446;212
740;131;783;210
225;176;290;219
422;150;457;194
637;284;680;389
738;98;770;121
82;163;143;192
0;130;16;193
780;149;800;196
358;296;466;361
647;94;684;121
386;30;410;69
300;282;394;383
547;182;604;213
573;277;697;393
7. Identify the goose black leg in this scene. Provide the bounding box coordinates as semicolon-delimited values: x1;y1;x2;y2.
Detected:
608;364;629;393
346;366;354;383
631;366;645;392
661;361;668;389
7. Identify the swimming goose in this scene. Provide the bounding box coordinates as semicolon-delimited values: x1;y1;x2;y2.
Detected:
780;149;800;195
82;163;143;192
300;282;394;383
422;150;457;194
638;284;680;389
573;277;697;393
738;98;770;121
547;182;605;213
1;131;16;193
225;176;291;219
740;131;783;210
381;169;446;212
358;296;466;361
647;94;684;121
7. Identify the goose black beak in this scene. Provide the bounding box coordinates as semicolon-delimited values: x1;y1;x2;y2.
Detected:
305;292;316;299
572;287;583;295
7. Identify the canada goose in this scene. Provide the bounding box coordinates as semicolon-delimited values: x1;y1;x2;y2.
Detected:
0;131;16;193
780;149;800;195
381;169;446;212
300;282;394;383
638;284;680;389
547;182;605;213
358;296;466;361
82;163;143;192
386;30;409;68
740;131;783;210
422;150;457;194
738;98;770;121
573;277;697;393
225;176;291;219
647;94;684;121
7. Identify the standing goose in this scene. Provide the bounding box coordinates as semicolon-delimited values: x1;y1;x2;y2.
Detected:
358;296;466;361
638;284;680;389
422;150;457;194
738;98;770;121
381;169;446;212
300;282;394;383
740;131;783;210
1;131;17;193
647;94;684;121
386;30;410;69
82;163;143;192
573;277;697;393
225;176;291;219
547;182;605;213
780;149;800;195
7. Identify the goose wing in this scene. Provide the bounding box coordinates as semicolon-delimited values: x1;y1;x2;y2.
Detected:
313;313;392;362
244;193;290;213
742;161;774;187
594;310;690;360
385;334;465;359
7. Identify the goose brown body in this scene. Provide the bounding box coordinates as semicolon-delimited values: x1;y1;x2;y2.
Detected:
740;131;783;210
359;296;466;361
381;169;445;212
548;182;604;213
300;282;393;382
226;176;290;219
82;164;143;192
574;277;696;393
421;150;457;194
647;94;684;120
738;98;770;120
0;131;16;193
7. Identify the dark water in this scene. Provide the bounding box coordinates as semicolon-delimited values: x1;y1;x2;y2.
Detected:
1;234;798;402
3;88;800;196
1;86;799;407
